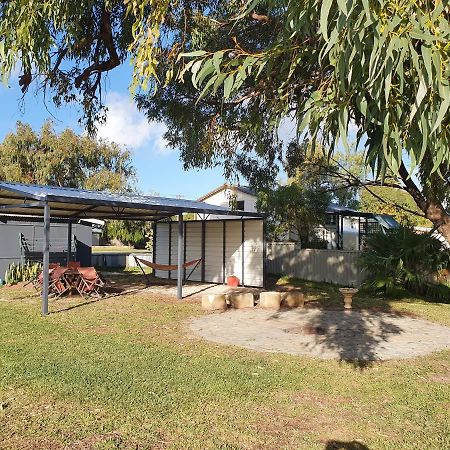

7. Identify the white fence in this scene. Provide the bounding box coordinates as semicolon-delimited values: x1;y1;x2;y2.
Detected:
266;242;364;286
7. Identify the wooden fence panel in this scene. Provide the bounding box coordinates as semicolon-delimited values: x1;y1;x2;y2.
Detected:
266;243;364;286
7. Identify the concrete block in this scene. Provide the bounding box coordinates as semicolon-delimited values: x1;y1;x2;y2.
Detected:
202;294;228;311
259;291;282;309
281;291;305;308
229;293;254;309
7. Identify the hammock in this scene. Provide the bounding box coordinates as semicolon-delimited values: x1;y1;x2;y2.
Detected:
134;256;202;271
133;255;202;286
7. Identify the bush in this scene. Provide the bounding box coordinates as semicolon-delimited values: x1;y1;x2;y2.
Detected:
359;227;450;300
4;261;42;285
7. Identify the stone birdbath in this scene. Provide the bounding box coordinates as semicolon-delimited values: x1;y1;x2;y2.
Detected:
339;287;359;309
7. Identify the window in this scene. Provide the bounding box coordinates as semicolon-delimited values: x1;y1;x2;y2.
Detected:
325;214;337;226
236;200;245;211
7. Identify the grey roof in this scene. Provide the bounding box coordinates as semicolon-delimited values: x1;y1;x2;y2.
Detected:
0;181;264;221
326;203;372;217
373;214;400;229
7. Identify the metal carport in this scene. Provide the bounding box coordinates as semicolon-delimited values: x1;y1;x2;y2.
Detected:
0;181;263;315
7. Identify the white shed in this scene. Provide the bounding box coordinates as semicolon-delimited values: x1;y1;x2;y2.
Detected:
154;219;265;287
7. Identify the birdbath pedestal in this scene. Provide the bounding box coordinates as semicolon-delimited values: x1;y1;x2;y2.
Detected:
339;287;359;309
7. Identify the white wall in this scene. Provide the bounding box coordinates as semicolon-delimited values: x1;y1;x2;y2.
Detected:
154;219;264;287
0;221;92;279
197;188;258;220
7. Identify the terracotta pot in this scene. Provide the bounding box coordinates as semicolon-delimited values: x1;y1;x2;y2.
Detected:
227;276;240;287
229;293;254;309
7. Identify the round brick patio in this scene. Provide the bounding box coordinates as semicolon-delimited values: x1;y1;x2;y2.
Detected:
190;309;450;362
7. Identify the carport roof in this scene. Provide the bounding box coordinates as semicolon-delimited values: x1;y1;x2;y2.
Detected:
0;181;264;221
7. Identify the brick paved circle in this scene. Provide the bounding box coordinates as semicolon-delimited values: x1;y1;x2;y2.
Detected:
190;309;450;361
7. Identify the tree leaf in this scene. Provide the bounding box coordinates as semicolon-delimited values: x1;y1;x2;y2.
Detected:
320;0;334;40
223;73;235;99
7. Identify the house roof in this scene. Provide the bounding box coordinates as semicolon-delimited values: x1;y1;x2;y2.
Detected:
198;183;256;201
326;203;373;217
0;181;264;221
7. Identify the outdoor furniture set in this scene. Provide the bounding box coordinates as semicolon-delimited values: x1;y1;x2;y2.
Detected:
33;262;105;298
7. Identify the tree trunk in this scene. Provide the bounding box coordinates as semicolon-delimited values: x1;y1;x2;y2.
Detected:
398;163;450;243
426;203;450;243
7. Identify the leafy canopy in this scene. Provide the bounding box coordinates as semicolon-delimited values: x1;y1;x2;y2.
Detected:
2;1;448;183
0;121;134;191
360;186;432;227
178;1;450;181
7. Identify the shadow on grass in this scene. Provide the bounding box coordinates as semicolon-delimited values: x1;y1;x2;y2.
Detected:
49;285;149;314
325;440;369;450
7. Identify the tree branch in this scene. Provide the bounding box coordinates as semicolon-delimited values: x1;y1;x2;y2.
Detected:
74;8;120;89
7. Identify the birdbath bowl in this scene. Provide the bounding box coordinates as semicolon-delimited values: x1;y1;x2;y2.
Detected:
339;287;359;309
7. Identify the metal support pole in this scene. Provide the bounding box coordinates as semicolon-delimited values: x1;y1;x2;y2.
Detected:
177;214;184;300
67;221;72;265
42;201;50;316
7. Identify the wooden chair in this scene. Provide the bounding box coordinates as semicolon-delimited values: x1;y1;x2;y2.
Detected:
76;267;105;297
48;266;70;298
67;261;81;269
30;263;60;292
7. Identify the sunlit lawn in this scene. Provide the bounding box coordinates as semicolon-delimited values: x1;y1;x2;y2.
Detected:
0;275;449;449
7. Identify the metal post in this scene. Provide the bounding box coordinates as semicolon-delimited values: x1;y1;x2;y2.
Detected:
67;221;72;265
42;201;50;316
177;214;184;299
358;216;361;250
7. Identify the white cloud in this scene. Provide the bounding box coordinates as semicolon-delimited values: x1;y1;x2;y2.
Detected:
96;91;171;153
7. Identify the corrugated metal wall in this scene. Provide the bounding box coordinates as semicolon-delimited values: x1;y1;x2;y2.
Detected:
0;222;92;278
265;242;364;286
155;219;264;287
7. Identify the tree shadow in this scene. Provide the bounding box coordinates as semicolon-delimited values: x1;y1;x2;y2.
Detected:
309;309;403;368
324;440;370;450
266;303;404;369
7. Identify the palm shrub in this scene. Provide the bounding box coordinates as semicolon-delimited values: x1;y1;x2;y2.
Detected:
359;227;450;300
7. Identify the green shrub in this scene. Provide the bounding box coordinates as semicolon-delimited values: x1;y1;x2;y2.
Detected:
4;261;42;285
359;227;450;300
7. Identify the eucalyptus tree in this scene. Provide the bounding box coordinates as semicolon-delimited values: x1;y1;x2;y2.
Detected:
1;1;449;238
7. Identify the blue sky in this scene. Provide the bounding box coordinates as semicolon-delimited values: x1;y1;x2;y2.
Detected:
0;63;227;200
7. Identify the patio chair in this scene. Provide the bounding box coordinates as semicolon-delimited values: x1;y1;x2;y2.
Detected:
29;263;60;292
76;267;105;297
67;261;81;269
48;266;70;298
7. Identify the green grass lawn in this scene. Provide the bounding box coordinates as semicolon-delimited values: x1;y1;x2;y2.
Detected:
0;276;449;449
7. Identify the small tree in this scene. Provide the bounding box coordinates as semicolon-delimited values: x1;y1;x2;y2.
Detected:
103;221;151;249
257;181;331;247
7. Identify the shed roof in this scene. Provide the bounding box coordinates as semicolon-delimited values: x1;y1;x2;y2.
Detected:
0;181;263;221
